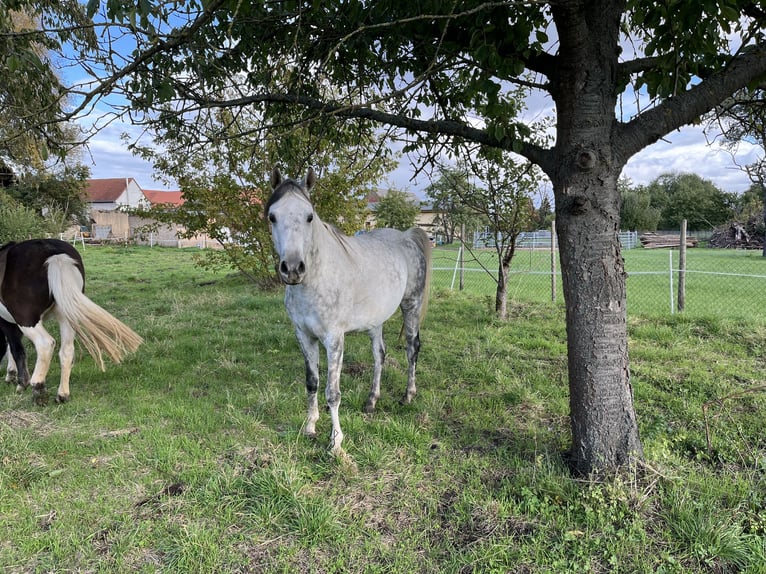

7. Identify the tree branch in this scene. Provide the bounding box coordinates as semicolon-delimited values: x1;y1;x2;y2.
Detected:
616;43;766;163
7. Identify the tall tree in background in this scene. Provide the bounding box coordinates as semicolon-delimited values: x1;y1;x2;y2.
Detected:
646;173;737;230
0;1;95;168
373;189;420;231
619;177;660;232
4;1;766;474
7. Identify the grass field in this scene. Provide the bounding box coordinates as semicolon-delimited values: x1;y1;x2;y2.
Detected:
433;245;766;322
2;245;766;572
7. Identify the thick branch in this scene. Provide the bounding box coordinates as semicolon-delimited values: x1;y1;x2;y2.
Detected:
617;43;766;162
199;91;553;169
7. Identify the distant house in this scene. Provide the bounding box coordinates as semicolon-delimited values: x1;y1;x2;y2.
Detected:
142;189;184;208
85;178;149;211
81;178;207;246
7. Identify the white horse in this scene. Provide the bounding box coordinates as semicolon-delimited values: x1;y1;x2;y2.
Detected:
266;167;431;454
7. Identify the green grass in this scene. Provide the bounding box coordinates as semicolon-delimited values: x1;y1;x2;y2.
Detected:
2;245;766;572
433;245;766;322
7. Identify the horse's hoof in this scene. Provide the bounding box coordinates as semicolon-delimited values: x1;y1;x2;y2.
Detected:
363;401;376;414
6;372;17;385
399;395;414;405
56;394;70;404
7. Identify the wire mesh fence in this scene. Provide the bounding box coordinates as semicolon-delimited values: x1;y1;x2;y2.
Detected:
431;234;766;324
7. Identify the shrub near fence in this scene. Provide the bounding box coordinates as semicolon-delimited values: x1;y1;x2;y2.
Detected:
432;243;766;323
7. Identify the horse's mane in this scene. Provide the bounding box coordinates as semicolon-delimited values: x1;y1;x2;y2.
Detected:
264;178;311;220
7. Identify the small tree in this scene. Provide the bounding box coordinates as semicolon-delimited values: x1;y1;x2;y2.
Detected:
434;151;542;319
132;106;393;283
708;87;766;255
374;189;420;231
7;164;90;228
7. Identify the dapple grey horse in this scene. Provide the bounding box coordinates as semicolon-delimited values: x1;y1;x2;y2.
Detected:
266;167;431;454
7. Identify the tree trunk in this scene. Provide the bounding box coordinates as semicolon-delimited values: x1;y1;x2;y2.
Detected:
547;0;643;475
495;260;508;319
554;169;643;475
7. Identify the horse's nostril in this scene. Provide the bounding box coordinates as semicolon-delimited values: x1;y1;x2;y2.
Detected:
298;261;306;274
280;261;289;274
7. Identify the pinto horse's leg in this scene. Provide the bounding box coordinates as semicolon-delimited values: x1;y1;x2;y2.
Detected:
20;322;56;403
400;304;422;405
364;325;386;413
324;333;345;455
295;329;320;438
55;312;76;403
6;331;29;390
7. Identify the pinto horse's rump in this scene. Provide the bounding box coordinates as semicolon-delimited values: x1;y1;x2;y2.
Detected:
0;238;143;403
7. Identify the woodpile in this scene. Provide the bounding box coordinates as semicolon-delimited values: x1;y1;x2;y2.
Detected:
639;232;698;249
709;218;764;249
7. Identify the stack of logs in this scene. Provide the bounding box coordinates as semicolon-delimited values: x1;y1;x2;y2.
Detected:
639;232;699;249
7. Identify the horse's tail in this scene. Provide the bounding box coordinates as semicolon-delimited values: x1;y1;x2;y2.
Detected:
406;227;432;325
46;254;143;371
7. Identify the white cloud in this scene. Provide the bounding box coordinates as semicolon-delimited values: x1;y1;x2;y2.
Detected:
623;125;758;192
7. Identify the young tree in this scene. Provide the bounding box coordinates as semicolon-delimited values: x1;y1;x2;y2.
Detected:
131;106;392;283
373;189;420;230
441;151;542;319
426;166;485;244
6;1;766;474
6;164;90;227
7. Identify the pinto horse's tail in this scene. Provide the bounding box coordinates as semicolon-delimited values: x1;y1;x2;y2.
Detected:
46;254;143;371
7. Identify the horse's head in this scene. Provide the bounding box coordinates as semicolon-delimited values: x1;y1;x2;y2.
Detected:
267;167;317;285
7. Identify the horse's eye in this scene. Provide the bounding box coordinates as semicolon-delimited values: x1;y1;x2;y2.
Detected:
307;213;314;223
268;213;276;223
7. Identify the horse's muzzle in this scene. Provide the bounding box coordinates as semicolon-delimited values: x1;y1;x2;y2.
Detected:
279;259;306;285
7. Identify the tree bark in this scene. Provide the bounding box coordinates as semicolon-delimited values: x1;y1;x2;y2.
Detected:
547;0;643;474
496;260;508;320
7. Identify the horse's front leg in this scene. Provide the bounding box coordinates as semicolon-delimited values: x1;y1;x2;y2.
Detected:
295;329;320;437
325;333;345;455
364;325;385;413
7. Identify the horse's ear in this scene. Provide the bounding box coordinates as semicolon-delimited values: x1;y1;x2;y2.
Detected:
305;167;316;192
270;166;282;190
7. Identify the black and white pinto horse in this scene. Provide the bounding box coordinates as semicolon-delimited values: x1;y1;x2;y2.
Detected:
267;167;432;454
0;238;143;403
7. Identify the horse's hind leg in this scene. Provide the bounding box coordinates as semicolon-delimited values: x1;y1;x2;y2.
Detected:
295;329;321;438
55;313;76;403
20;322;56;404
4;323;29;392
400;305;422;405
364;325;385;413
